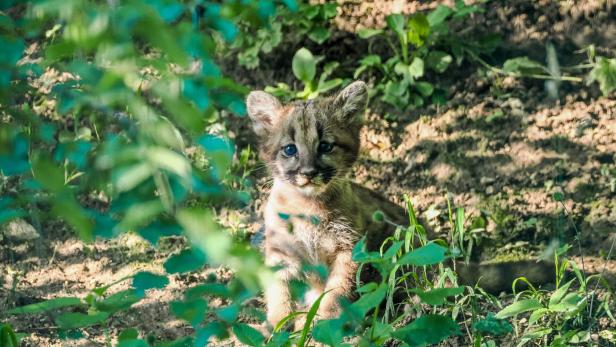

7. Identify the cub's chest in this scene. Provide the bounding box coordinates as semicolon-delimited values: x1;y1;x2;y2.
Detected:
263;197;357;265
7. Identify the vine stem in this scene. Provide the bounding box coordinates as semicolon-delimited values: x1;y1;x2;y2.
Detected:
468;51;584;83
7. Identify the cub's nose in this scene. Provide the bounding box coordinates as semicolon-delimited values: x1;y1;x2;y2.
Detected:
299;167;318;179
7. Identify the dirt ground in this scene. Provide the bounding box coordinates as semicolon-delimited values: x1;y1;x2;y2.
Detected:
1;1;615;346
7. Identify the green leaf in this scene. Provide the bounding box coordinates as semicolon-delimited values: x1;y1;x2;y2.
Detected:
171;299;208;327
407;14;430;47
146;147;191;180
164;248;207;274
408;57;424;78
552;191;564;201
132;271;169;297
8;297;82;314
322;3;338;18
427;50;452;73
472;313;513;336
216;304;239;322
358;28;383;39
386;14;406;37
397;242;447;266
232;323;265;346
297;291;327;347
411;286;464;306
0;324;19;347
503;57;546;75
588;56;616;96
549;279;573;307
317;78;342;93
308;27;330;44
528;308;549;325
118;328;139;341
95;289;141;314
416;81;434;97
352;237;381;263
55;311;110;329
292;48;316;83
392;314;461;346
351;283;388;315
495;299;543;319
549;292;586;313
114;163;153;192
312;319;347;346
185;283;230;299
427;5;454;26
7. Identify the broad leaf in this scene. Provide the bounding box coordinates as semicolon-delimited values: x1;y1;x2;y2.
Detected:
588;56;616;96
386;14;406;37
308;27;330;44
392;314;461;346
427;5;454;27
133;271;169;297
503;57;546;75
8;297;82;314
411;286;464;306
472;313;513;336
408;57;424;78
171;298;208;327
416;81;434;97
397;243;447;266
495;299;543;319
358;28;383;39
233;323;265;347
55;311;110;329
427;50;452;73
164;248;207;274
407;14;430;47
292;48;316;83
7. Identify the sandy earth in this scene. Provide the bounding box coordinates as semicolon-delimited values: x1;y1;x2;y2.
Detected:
1;1;615;346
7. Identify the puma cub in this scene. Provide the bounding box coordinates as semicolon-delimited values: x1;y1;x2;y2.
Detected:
246;81;552;329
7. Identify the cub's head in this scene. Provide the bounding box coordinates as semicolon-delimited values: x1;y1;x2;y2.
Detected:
247;81;368;196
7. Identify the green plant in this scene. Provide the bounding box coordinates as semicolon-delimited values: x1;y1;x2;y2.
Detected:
283;2;338;45
354;2;486;111
265;47;342;100
232;19;284;69
227;2;336;69
472;44;616;98
0;0;288;344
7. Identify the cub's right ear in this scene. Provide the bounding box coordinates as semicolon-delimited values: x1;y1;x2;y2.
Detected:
246;91;281;137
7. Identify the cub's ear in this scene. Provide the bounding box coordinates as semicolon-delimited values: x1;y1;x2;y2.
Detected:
246;91;282;137
333;81;368;122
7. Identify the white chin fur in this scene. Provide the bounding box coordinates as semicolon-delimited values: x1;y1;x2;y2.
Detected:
297;184;324;195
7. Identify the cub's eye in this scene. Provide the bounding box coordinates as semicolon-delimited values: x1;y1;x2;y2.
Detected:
318;141;334;153
282;144;298;157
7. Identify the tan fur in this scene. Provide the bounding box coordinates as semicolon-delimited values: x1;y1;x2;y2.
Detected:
247;81;554;330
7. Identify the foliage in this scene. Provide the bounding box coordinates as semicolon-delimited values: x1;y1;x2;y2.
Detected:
265;47;342;100
0;0;285;345
1;0;615;346
227;2;335;69
587;55;616;96
354;2;490;111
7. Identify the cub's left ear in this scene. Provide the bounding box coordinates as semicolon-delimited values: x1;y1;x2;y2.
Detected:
333;81;368;122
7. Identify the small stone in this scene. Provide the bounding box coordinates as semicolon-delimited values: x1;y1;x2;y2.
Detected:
480;176;495;185
510;108;526;117
486;186;495;195
507;98;524;110
2;218;40;241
